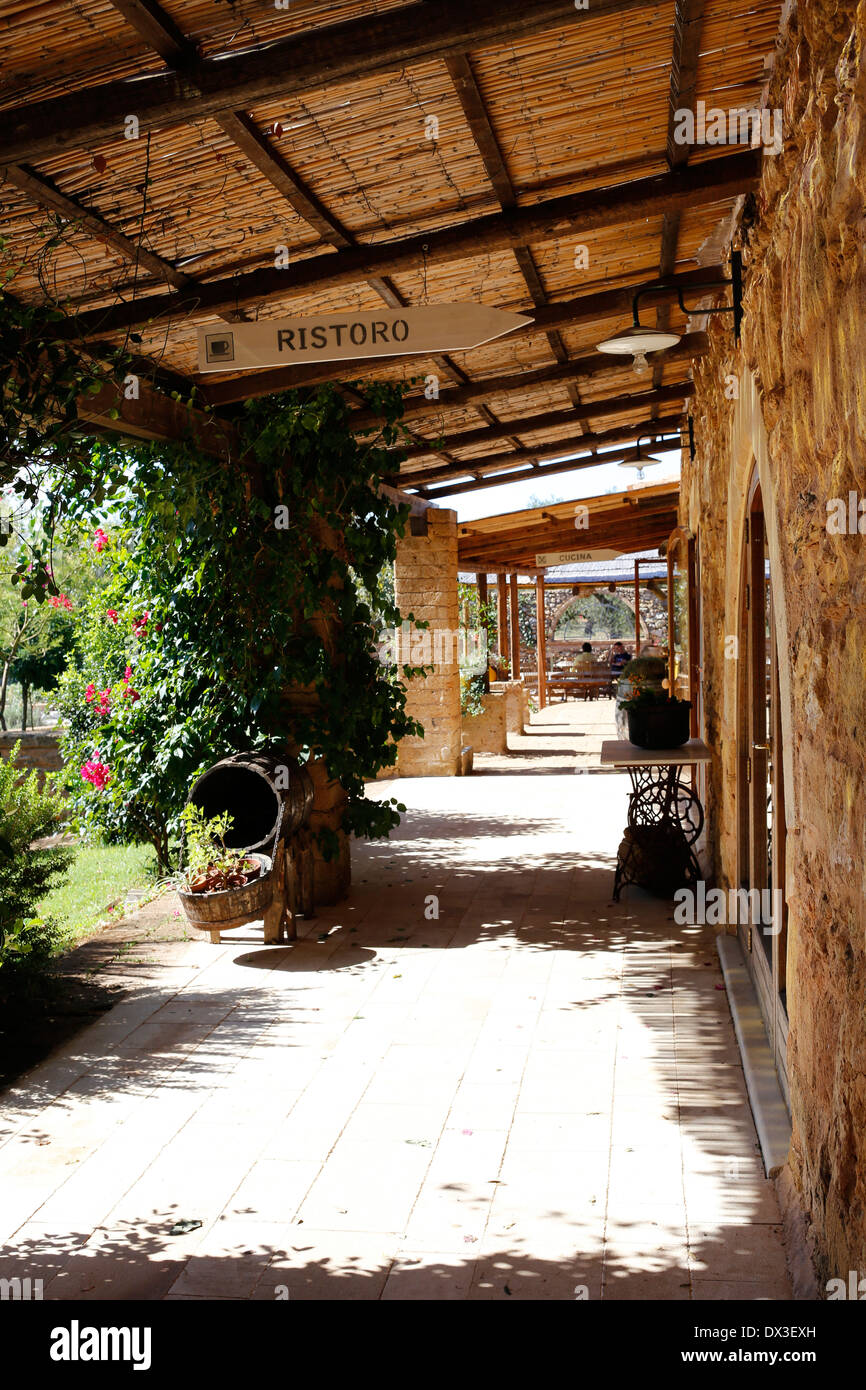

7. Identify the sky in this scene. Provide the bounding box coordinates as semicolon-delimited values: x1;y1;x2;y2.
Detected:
447;446;682;523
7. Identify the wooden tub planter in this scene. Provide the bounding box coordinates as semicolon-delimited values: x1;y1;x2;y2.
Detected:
179;751;315;945
177;852;282;944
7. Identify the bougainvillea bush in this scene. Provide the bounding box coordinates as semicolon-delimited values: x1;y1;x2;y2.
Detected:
58;383;425;871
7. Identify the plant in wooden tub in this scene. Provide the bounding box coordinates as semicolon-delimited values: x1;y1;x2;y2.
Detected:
180;804;263;895
617;676;691;751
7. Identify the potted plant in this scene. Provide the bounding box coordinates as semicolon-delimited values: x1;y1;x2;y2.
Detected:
179;804;264;894
614;656;668;737
617;683;691;750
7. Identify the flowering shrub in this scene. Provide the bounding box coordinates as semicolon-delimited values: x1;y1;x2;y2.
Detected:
80;754;111;789
58;588;177;868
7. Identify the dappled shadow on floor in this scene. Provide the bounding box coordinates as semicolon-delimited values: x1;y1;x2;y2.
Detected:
0;781;791;1301
0;1212;788;1301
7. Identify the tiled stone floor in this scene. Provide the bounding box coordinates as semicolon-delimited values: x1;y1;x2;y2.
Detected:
0;705;792;1299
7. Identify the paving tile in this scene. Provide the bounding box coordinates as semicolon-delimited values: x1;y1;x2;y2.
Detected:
0;722;793;1300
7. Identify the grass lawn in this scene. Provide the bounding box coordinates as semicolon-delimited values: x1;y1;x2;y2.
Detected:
39;842;162;946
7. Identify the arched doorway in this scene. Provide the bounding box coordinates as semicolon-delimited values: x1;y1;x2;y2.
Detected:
737;474;789;1099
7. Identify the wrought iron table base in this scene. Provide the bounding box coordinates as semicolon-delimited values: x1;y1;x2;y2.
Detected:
612;762;704;901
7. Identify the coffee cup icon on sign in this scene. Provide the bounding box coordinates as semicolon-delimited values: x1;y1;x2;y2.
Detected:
204;332;235;364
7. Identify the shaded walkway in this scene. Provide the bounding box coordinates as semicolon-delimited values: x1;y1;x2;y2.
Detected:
0;720;792;1299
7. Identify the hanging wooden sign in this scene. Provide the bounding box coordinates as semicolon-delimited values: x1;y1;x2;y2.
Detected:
535;548;622;568
197;304;533;373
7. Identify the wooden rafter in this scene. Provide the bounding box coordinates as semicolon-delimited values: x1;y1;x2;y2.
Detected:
350;335;707;430
0;0;657;167
445;50;588;430
415;444;682;499
653;0;707;403
56;151;760;340
400;415;685;487
0;164;195;292
401;384;694;461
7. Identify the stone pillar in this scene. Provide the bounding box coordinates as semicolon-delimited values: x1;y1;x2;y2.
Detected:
394;507;461;776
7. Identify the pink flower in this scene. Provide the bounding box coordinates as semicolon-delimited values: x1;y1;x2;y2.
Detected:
123;666;133;683
94;688;112;717
132;611;149;638
93;528;109;554
84;683;95;703
106;609;118;624
123;687;140;703
50;592;73;610
81;756;111;790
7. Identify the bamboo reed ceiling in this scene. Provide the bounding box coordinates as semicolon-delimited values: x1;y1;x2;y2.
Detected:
0;0;783;492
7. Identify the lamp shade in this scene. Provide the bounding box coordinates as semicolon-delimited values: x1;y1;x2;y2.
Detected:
596;324;681;355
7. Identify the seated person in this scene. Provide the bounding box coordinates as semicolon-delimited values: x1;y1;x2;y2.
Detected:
609;641;631;676
570;642;597;670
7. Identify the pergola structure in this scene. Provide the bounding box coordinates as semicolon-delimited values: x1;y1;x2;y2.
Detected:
456;481;678;704
0;0;782;487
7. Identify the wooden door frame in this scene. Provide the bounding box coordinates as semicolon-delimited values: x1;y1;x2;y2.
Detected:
737;472;789;1101
665;526;699;736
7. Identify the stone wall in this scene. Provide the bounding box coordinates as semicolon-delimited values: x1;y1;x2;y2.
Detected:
393;508;462;776
682;0;866;1285
462;691;507;754
0;729;63;783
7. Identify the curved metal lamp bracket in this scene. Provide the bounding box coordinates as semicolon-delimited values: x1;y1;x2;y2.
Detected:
631;249;744;343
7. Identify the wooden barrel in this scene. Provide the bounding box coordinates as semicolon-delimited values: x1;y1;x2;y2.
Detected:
187;753;313;853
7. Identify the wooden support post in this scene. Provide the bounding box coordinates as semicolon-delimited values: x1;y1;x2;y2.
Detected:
634;559;642;652
509;572;521;678
666;547;676;695
477;571;490;692
535;573;547;710
496;573;508;672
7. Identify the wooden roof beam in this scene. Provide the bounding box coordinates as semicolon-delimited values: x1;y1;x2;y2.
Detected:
56;151;761;339
400;414;683;492
0;0;656;166
445;51;588;425
458;503;681;556
0;164;194;292
350;334;706;429
401;383;693;460
399;415;684;487
457;517;679;563
653;1;707;400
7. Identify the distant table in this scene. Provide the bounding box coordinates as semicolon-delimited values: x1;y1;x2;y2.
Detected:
548;671;613;701
599;739;711;900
